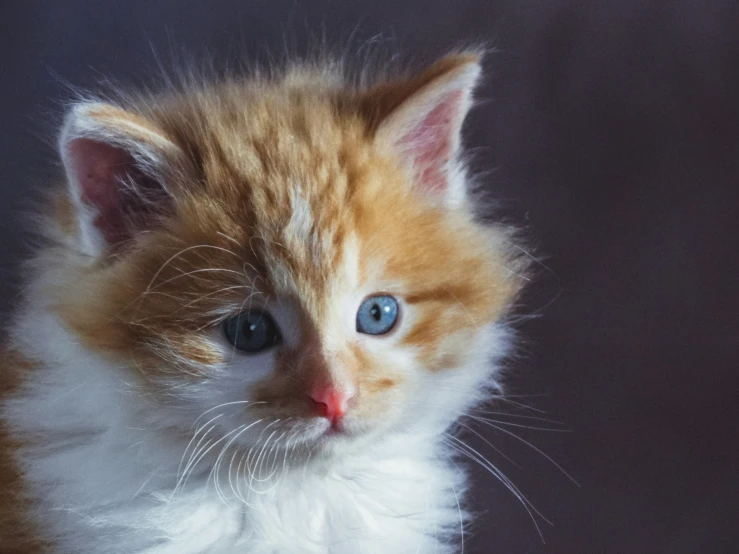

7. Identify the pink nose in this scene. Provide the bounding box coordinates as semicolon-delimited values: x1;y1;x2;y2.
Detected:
310;386;355;422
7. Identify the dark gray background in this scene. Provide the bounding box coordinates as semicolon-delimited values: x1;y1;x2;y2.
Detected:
2;1;738;552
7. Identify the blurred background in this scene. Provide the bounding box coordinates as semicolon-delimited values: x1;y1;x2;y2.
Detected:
2;1;738;552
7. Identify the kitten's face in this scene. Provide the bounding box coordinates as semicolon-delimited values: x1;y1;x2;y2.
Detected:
53;55;521;461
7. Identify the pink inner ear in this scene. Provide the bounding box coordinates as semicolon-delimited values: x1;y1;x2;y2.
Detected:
67;138;160;246
401;90;464;194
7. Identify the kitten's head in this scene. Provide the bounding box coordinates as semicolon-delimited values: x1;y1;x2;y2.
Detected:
48;53;524;459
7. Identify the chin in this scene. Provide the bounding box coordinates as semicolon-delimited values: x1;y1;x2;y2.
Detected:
291;417;383;459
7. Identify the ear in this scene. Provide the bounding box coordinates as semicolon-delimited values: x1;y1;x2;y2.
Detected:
59;102;184;257
368;53;482;207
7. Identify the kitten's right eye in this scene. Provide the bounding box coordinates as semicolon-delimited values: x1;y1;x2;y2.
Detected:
223;311;281;353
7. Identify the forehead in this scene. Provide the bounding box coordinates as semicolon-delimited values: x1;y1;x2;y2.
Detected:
150;89;509;334
170;95;381;311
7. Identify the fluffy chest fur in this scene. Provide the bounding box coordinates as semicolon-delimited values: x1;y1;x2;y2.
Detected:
4;309;470;554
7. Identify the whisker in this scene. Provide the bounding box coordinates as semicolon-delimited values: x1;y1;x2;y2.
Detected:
176;425;218;494
177;415;223;479
468;409;564;425
191;401;266;429
445;434;549;542
260;429;289;484
448;434;550;526
177;418;264;495
250;427;280;486
126;244;246;316
244;420;281;497
227;446;249;507
146;244;245;292
468;415;571;433
143;267;248;293
211;422;261;505
174;437;214;497
281;428;300;478
493;397;547;414
456;421;522;469
472;420;580;486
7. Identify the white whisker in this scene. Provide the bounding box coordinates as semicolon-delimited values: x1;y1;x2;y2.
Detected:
445;434;549;542
469;415;572;433
470;418;580;486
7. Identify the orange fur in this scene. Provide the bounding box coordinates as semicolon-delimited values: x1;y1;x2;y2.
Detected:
1;53;526;549
45;54;523;400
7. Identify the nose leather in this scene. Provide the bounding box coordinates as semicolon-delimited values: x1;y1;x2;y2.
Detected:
310;386;354;422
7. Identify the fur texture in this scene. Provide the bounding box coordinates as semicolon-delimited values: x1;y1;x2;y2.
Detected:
0;52;526;553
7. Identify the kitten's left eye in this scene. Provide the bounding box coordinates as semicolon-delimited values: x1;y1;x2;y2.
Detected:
223;311;281;353
356;295;399;335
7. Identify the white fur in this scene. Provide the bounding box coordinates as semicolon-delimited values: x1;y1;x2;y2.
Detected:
2;277;509;553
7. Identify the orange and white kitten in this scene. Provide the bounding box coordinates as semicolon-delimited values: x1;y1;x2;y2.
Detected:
0;53;525;553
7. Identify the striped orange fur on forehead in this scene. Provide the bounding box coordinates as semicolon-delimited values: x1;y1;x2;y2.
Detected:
52;52;524;376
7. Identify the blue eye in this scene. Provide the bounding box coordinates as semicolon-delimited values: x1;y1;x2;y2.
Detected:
223;311;281;353
356;295;399;335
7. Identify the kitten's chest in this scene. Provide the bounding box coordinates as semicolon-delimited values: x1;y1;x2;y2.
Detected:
12;412;456;554
2;333;458;554
155;462;443;554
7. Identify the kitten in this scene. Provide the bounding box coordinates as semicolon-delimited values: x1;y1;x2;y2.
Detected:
0;52;526;553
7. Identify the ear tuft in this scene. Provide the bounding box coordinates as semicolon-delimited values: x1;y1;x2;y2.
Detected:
370;54;482;207
59;103;182;256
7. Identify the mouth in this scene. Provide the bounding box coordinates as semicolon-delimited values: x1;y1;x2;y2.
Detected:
324;421;347;437
291;416;351;445
315;417;368;445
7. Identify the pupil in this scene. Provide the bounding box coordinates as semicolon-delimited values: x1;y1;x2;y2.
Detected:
371;304;381;321
243;317;262;339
